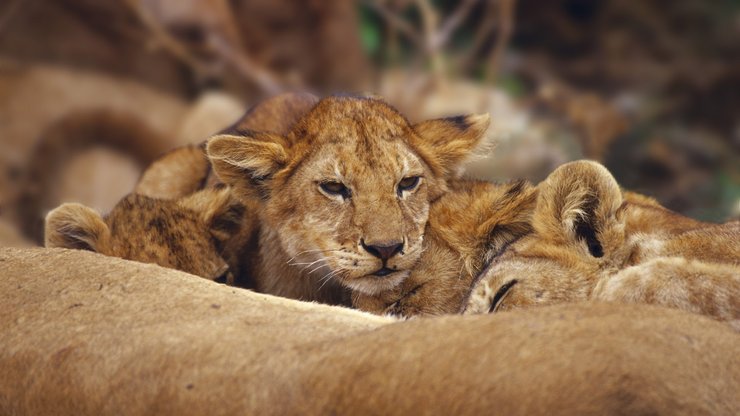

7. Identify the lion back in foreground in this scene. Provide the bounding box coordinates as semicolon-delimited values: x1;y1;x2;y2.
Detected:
207;95;490;304
465;160;740;328
2;248;739;415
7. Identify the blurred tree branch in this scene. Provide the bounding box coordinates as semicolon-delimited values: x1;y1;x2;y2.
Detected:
361;0;421;46
484;0;516;83
120;0;204;73
122;0;285;95
362;0;520;85
434;0;478;50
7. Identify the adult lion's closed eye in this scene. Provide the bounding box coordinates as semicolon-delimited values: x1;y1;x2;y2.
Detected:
207;95;490;304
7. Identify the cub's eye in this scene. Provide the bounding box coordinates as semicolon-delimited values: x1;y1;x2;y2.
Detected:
319;181;351;199
397;176;421;194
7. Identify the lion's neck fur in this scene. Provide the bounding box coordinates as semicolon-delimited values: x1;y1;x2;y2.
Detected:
255;226;349;305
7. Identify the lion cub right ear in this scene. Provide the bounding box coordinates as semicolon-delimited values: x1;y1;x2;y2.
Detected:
206;133;290;201
533;160;624;258
45;203;110;252
412;113;491;176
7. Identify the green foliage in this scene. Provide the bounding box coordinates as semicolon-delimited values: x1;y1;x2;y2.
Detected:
717;172;740;221
359;6;381;58
496;74;527;97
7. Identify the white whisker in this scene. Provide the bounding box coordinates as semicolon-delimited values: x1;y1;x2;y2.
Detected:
288;261;317;266
307;262;330;275
285;248;344;265
288;258;324;271
318;269;344;291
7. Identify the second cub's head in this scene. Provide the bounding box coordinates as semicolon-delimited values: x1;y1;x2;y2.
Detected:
207;95;489;295
45;188;245;284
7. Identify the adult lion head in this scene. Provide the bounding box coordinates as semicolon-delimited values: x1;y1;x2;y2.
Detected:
464;160;739;328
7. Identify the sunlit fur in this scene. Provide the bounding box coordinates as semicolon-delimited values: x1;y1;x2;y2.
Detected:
465;160;739;329
208;95;490;304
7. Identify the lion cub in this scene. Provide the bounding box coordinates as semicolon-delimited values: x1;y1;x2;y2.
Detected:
45;93;318;285
207;95;491;305
45;187;254;285
465;161;740;328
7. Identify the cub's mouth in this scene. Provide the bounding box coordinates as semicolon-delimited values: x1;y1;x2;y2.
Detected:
372;267;395;277
342;267;410;295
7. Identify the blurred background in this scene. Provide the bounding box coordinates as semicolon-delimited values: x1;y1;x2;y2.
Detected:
0;0;738;247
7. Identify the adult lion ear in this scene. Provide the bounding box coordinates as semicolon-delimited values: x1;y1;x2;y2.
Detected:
533;160;624;258
206;132;290;201
179;188;245;243
411;114;491;176
45;203;110;252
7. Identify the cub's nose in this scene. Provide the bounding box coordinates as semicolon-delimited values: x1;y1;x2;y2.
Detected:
361;239;404;261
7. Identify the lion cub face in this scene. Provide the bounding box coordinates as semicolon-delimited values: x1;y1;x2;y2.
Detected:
45;188;244;283
208;96;489;295
273;126;431;294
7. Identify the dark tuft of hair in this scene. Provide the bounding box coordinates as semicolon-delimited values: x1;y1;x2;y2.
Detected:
445;115;470;131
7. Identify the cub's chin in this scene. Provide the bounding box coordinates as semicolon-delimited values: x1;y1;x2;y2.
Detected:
340;270;411;296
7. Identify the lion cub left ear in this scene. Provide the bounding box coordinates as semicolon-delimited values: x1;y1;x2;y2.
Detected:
206;133;290;202
45;203;111;252
179;188;245;243
412;114;491;176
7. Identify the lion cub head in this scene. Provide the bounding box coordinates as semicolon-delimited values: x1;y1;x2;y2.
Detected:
45;188;244;283
465;161;739;322
207;95;489;295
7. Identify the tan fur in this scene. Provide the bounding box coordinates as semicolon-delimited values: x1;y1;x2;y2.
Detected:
353;179;537;317
44;188;252;285
1;248;739;415
465;161;740;328
221;91;320;137
207;95;490;304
